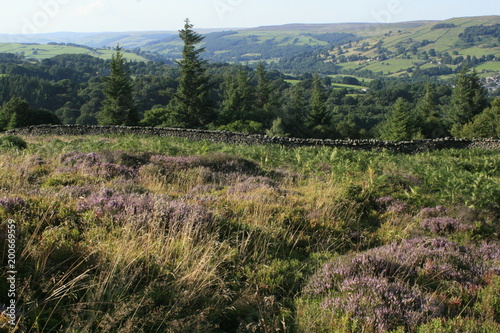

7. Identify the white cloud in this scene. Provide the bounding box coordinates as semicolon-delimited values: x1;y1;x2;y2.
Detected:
71;0;106;17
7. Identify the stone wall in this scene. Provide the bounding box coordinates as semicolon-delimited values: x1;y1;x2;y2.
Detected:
4;124;500;153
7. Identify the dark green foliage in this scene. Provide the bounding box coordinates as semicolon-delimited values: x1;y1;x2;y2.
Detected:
431;23;457;30
379;97;416;141
306;74;331;137
219;67;256;124
167;19;215;128
458;97;500;138
0;134;27;149
98;46;138;125
459;24;500;44
415;83;446;138
0;96;60;130
449;67;488;132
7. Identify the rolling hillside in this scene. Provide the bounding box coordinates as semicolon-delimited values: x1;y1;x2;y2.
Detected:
328;16;500;77
0;42;150;61
0;16;499;78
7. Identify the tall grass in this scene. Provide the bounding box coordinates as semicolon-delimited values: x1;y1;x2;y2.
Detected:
0;134;498;332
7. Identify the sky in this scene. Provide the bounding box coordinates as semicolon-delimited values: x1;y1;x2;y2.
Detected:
0;0;499;34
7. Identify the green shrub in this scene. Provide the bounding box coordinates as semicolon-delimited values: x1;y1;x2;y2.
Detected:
0;135;27;149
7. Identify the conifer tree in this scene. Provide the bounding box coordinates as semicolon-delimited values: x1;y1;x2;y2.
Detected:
169;19;214;128
255;62;276;124
415;83;444;138
380;97;415;141
280;85;308;137
98;45;137;126
219;67;255;124
449;66;487;130
459;97;500;138
307;74;329;127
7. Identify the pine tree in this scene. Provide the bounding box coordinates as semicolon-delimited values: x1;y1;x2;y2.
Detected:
459;97;500;138
169;19;214;128
255;62;276;124
380;97;415;141
307;74;329;127
449;66;487;129
98;45;138;125
415;83;444;138
280;85;308;137
219;67;255;124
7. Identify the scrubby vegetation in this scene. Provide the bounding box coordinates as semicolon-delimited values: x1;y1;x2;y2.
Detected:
0;134;498;332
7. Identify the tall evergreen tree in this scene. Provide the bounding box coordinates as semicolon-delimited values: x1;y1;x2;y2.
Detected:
415;83;445;138
280;85;308;137
449;66;487;131
459;97;500;138
219;67;255;124
255;62;276;124
169;19;214;128
307;74;329;127
98;45;138;125
380;97;415;141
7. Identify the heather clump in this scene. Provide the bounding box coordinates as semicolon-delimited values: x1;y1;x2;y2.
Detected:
0;196;26;213
420;217;475;234
76;189;212;228
227;176;283;198
320;277;442;332
375;196;408;214
149;154;202;171
300;237;495;332
416;205;478;236
198;153;261;174
59;151;137;179
76;189;154;221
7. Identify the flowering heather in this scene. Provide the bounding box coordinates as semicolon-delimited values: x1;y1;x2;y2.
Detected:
477;242;500;275
420;217;475;234
149;155;202;171
387;200;408;213
76;189;212;227
0;197;26;212
76;189;154;221
152;199;212;228
320;277;441;332
303;237;496;331
375;196;394;205
305;237;488;295
417;206;447;218
375;196;408;213
59;151;136;179
60;185;93;199
198;153;260;174
227;176;281;194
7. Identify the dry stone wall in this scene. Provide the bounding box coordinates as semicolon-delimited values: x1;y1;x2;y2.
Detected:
5;125;500;153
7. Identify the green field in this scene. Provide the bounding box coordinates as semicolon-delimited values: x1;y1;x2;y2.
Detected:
331;82;368;90
0;43;149;61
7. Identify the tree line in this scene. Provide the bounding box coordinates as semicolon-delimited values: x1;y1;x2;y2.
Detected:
0;20;498;139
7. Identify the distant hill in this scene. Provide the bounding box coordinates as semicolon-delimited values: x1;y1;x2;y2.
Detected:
326;16;500;77
0;16;499;78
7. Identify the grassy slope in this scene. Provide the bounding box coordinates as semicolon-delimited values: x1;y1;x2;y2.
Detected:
0;133;498;332
0;43;149;61
334;16;500;76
